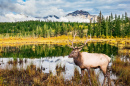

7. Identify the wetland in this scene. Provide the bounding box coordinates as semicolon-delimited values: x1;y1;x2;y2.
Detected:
0;42;129;86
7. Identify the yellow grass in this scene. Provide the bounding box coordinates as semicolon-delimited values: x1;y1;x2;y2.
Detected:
0;35;129;57
0;35;129;47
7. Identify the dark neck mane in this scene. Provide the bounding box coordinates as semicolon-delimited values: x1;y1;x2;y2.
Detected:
73;52;82;66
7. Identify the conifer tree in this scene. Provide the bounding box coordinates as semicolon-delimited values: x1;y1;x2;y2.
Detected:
105;17;109;38
97;11;102;37
87;20;92;37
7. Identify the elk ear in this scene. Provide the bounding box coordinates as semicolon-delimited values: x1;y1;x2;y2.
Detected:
77;48;82;52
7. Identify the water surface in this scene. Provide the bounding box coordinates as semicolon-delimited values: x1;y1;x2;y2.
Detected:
0;43;119;85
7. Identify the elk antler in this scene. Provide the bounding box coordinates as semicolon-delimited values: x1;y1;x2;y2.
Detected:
68;32;77;49
68;32;91;49
77;34;91;49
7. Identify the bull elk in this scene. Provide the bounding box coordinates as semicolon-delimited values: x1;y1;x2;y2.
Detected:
68;33;111;86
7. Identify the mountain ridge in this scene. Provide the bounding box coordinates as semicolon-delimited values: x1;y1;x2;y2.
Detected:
42;10;97;22
1;10;97;22
66;10;90;17
43;15;59;19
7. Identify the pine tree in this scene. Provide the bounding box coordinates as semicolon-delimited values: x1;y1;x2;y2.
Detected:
111;13;113;20
87;20;92;37
98;11;102;37
43;24;48;38
101;15;105;37
105;17;109;38
93;17;96;37
121;14;125;37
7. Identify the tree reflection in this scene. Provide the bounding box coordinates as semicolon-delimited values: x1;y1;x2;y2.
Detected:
0;43;118;58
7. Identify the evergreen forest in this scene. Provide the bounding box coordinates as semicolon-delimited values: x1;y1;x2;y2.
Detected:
0;12;129;38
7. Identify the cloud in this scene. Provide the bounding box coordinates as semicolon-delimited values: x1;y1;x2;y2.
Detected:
0;13;39;22
0;0;36;16
60;16;90;22
0;0;130;22
0;16;13;22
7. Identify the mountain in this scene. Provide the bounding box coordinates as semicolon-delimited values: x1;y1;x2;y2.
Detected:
42;10;97;22
66;10;90;17
0;10;97;22
63;10;97;22
43;15;59;19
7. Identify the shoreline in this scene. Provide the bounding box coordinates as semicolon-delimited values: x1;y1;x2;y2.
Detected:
0;36;129;46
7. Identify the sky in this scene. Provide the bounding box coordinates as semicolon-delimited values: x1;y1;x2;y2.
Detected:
0;0;130;22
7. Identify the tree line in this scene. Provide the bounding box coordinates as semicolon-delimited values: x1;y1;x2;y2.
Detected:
0;21;88;38
0;12;129;38
87;11;130;38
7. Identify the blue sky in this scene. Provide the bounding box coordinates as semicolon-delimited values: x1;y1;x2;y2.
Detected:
0;0;130;17
23;0;26;2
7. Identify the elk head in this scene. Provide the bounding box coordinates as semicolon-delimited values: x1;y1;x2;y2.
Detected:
68;32;91;58
68;48;82;58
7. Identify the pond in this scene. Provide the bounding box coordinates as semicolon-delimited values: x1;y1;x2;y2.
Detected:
0;43;120;85
0;43;118;58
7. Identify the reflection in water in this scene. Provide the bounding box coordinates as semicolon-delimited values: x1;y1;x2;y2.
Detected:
0;43;118;58
0;44;71;58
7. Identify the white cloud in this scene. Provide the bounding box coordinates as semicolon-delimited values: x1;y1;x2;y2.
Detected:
0;16;13;22
5;13;27;19
34;6;65;17
0;0;130;22
0;13;39;22
60;16;90;23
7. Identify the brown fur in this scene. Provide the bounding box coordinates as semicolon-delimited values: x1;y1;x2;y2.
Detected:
69;49;111;86
73;52;85;69
68;33;111;86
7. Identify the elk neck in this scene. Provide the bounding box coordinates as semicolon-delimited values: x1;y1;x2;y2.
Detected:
73;52;84;68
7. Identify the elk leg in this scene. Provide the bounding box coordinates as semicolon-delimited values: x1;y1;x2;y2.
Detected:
107;66;111;86
102;74;107;86
101;66;107;86
107;72;111;86
80;69;84;84
87;68;92;86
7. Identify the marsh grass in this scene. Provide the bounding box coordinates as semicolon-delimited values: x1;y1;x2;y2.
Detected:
56;64;65;76
18;59;23;64
112;56;130;86
72;68;99;86
0;64;49;86
0;62;100;86
8;59;18;65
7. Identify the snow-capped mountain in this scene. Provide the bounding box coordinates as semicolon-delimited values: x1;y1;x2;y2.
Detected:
0;10;97;22
43;15;60;21
66;10;90;17
41;10;97;22
61;10;97;22
43;15;59;19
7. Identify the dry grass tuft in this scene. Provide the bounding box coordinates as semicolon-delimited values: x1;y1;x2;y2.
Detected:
72;68;99;86
56;64;65;76
0;64;100;86
112;57;130;85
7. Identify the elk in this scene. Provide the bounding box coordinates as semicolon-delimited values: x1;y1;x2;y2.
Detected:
68;33;111;86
